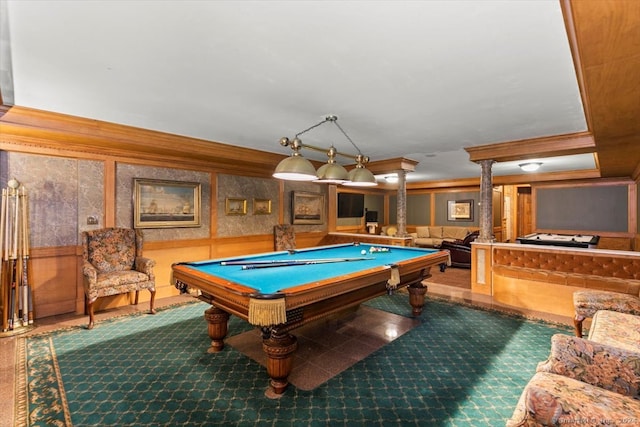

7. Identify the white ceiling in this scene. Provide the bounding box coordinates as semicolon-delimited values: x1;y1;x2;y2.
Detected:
0;0;596;182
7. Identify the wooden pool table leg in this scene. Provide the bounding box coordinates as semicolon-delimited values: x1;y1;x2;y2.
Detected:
262;328;298;395
407;284;428;316
204;306;230;353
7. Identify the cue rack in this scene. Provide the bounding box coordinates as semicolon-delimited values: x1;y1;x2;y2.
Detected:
0;178;34;335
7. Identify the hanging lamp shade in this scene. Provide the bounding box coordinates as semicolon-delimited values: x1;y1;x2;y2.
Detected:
343;166;377;187
343;154;377;187
273;155;317;181
273;137;317;181
314;146;349;184
314;162;349;183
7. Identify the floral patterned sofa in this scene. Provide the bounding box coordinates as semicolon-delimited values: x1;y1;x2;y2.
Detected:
507;310;640;426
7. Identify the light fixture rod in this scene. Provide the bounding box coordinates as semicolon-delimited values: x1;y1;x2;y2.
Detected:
299;141;361;162
294;116;332;138
332;120;364;156
283;115;367;163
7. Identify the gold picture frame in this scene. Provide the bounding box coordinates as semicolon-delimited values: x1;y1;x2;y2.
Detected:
133;178;201;228
292;191;324;224
225;198;247;215
447;199;474;221
253;198;272;215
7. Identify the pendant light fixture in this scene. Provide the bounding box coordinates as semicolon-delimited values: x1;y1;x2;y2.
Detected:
273;115;377;186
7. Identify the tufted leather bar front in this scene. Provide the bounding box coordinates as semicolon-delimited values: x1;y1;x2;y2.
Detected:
492;247;640;296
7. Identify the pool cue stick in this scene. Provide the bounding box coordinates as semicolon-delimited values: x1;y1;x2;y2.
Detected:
0;189;5;260
21;256;28;326
8;260;15;330
15;195;22;324
0;189;6;331
241;257;373;270
223;257;372;266
19;188;27;325
22;189;32;324
12;186;18;260
3;189;9;262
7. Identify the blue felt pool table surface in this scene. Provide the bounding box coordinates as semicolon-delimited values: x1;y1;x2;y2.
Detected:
181;243;442;295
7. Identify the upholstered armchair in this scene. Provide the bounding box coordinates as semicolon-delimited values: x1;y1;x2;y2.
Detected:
506;371;640;427
82;227;156;329
274;224;296;251
536;333;640;398
573;289;640;337
438;230;479;269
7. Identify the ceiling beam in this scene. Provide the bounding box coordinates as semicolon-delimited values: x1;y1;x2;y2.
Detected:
365;157;419;175
464;131;595;163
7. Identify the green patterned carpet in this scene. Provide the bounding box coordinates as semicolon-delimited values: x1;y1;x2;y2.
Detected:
20;295;571;426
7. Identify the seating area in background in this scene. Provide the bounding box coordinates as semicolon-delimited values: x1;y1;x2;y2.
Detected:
507;310;640;426
439;230;479;269
410;226;474;248
274;224;296;251
81;227;156;329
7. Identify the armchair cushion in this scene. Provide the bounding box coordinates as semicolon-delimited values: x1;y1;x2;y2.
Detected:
536;333;640;398
429;226;443;238
588;310;640;352
85;227;137;273
415;226;430;238
442;226;468;241
506;372;640;427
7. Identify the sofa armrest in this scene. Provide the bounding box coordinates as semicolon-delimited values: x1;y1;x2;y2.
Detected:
135;256;156;280
536;333;640;398
409;233;417;239
439;241;471;252
82;262;97;285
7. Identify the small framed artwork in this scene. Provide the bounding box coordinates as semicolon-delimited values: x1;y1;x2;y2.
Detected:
292;191;325;225
225;198;247;215
253;198;272;215
447;199;474;221
133;178;201;228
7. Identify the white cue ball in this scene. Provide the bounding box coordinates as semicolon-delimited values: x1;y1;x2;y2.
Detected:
361;249;367;255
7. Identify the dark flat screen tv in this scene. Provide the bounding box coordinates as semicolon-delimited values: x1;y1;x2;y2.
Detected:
365;210;378;222
337;193;364;218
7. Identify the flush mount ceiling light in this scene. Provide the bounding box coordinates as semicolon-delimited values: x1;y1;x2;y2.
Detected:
384;174;398;184
273;115;377;186
519;162;543;172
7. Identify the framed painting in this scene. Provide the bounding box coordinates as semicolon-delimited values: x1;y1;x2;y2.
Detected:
225;198;247;215
253;198;272;215
447;199;473;221
292;191;324;224
134;178;201;228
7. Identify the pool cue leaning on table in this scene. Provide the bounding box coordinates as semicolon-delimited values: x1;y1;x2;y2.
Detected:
234;257;374;270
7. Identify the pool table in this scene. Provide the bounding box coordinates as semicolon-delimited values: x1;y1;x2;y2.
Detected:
516;233;600;249
172;243;450;394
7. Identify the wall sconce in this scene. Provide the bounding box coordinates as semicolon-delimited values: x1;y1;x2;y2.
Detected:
273;115;377;187
519;162;542;172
